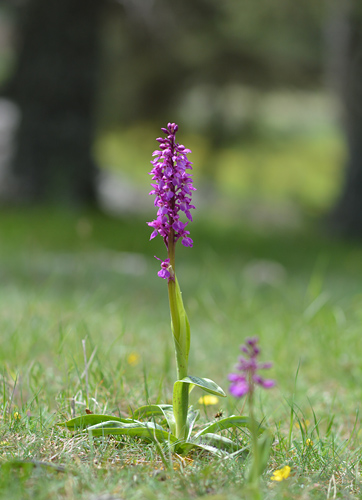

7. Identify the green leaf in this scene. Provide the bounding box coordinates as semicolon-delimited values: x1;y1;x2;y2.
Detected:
172;377;225;439
186;407;199;441
226;446;250;459
86;420;178;444
177;376;226;397
174;276;191;364
194;415;257;439
168;275;191;379
59;414;133;431
168;275;192;439
133;404;176;436
173;380;190;440
175;441;228;457
87;420;162;431
133;404;172;419
194;432;241;453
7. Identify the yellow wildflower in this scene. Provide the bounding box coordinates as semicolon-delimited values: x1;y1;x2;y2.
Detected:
127;352;140;366
13;412;21;420
271;465;291;481
306;438;313;446
198;395;219;405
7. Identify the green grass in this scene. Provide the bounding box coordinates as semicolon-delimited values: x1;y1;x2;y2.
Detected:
1;206;362;499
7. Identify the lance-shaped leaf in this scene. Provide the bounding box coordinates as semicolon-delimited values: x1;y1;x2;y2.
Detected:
194;432;241;453
168;275;190;380
133;404;176;436
185;407;199;441
176;376;226;397
59;414;134;431
86;420;178;444
175;440;229;457
87;420;163;432
194;415;258;439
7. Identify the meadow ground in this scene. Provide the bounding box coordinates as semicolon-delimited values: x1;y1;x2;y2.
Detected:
0;202;362;499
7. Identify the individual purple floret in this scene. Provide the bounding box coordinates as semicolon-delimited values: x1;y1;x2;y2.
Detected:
154;257;173;280
229;337;275;398
148;123;196;278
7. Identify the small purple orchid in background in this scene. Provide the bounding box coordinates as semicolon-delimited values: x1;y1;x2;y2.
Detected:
229;337;275;497
229;337;275;398
148;122;196;279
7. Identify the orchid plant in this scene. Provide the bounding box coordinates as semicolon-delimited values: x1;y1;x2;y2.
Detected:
229;337;275;498
61;123;270;458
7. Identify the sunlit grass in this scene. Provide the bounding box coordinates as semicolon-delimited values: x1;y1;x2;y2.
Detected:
0;207;362;499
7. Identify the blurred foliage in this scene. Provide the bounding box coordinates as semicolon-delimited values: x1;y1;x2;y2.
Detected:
95;97;344;214
0;0;335;137
92;0;342;214
96;0;326;131
0;0;345;213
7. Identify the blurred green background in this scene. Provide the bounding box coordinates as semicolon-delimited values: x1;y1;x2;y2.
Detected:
0;0;360;224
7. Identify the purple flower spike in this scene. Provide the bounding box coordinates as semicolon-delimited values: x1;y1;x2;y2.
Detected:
229;337;275;398
148;123;196;277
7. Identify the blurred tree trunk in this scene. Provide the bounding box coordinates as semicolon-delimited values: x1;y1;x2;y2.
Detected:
5;0;102;206
327;0;362;234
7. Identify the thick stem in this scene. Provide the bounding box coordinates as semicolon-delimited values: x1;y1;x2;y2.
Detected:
167;227;188;379
167;228;189;440
173;381;189;440
168;273;189;440
167;278;188;380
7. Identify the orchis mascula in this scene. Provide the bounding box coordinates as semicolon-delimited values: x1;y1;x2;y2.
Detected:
61;123;269;463
147;123;225;439
229;337;275;398
229;337;275;498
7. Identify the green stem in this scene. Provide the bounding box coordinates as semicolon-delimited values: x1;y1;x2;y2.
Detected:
168;228;176;270
167;278;188;380
173;381;189;440
167;228;189;440
167;228;188;380
168;275;189;440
